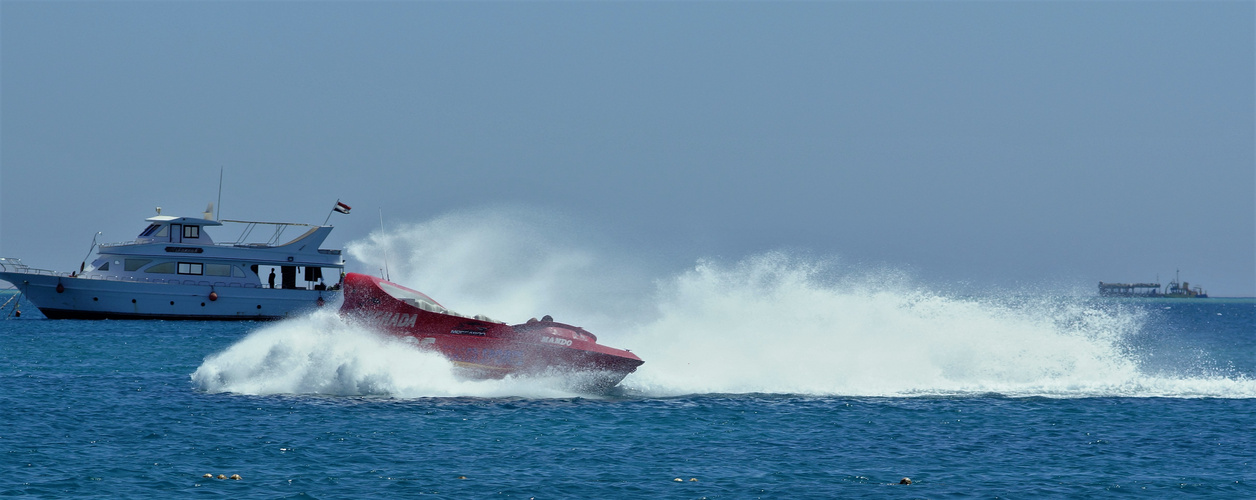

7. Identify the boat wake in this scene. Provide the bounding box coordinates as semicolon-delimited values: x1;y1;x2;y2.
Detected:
193;208;1256;400
621;254;1256;399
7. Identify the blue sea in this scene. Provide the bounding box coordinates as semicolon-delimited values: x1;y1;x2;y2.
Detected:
2;286;1253;498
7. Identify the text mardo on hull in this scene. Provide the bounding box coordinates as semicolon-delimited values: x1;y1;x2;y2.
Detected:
0;205;346;320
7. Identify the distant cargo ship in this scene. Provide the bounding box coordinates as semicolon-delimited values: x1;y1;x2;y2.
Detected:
1099;271;1207;298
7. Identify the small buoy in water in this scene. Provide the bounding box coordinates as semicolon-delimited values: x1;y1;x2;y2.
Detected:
689;478;698;482
217;474;226;480
202;473;213;479
209;291;218;301
900;477;912;485
230;474;241;480
674;478;683;482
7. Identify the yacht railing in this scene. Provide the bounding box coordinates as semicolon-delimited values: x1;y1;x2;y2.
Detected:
97;219;329;249
99;240;342;256
0;258;70;277
4;255;338;290
219;219;318;246
0;258;28;272
73;272;328;290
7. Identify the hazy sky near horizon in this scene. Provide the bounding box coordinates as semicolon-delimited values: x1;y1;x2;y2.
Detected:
2;1;1253;296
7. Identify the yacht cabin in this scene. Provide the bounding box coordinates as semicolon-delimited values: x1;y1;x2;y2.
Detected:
85;215;344;291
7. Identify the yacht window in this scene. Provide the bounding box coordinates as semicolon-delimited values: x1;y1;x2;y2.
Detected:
184;225;200;239
125;259;152;272
178;262;204;275
233;266;246;278
205;264;232;277
145;262;176;274
97;261;110;271
139;224;161;237
154;226;169;238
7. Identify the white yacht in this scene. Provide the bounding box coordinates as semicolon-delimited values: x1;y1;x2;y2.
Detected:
0;208;345;320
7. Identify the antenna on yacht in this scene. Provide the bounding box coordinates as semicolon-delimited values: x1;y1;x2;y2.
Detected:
380;208;390;281
215;167;223;220
80;232;102;274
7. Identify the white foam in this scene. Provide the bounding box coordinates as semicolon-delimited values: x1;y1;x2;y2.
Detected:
197;208;1255;399
190;310;579;398
620;253;1256;398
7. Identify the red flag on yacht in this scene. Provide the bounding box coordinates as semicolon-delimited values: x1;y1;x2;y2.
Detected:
333;201;352;214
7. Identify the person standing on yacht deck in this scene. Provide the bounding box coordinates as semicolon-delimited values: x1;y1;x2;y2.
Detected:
268;269;276;289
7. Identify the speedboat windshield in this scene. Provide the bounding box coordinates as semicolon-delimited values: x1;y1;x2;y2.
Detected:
377;281;447;313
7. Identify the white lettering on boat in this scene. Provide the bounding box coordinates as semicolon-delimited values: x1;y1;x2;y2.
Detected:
541;336;573;347
363;310;417;328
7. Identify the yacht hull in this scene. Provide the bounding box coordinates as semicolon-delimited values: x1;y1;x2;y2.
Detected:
1;271;335;320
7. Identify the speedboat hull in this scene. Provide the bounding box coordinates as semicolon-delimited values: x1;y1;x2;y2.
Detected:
339;273;643;392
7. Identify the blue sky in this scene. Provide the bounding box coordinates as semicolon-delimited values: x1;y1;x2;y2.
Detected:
2;1;1253;296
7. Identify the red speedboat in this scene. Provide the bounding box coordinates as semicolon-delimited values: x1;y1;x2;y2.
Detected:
339;272;643;393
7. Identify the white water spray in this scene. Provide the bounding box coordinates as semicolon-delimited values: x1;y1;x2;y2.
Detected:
191;309;579;398
624;253;1254;397
193;208;1256;399
343;207;655;328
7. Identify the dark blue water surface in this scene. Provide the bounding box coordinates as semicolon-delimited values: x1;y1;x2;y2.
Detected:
2;294;1252;498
